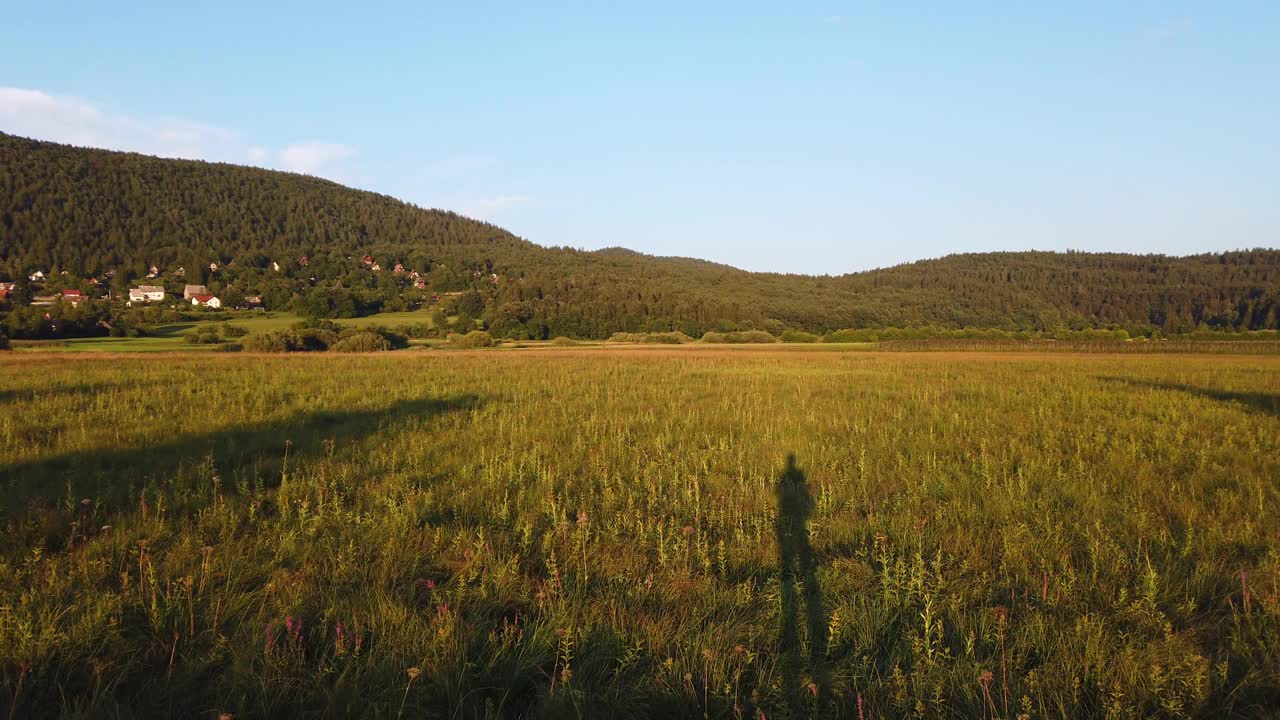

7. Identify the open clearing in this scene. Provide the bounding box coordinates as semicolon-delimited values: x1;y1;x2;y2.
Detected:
1;349;1277;718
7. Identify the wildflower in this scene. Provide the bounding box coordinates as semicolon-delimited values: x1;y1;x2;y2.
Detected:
406;666;422;680
807;682;818;697
682;526;694;536
857;692;865;720
264;623;278;653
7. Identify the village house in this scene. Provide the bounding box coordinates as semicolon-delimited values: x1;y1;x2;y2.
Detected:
61;289;84;306
272;261;282;272
393;263;405;273
209;262;219;273
29;270;46;282
0;282;13;292
146;265;160;278
371;262;382;272
299;256;309;267
183;284;209;300
174;266;186;277
0;289;9;303
31;295;57;306
190;294;222;309
362;255;374;265
243;295;263;308
128;285;166;304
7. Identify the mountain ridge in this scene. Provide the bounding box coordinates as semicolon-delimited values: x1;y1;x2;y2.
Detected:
2;131;1278;336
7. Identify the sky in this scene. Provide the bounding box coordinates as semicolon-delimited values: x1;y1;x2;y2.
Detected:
2;2;1277;274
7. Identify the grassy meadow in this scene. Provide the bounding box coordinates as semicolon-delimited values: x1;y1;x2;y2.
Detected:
0;349;1277;718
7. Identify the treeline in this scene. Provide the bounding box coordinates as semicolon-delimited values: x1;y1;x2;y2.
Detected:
2;132;1278;337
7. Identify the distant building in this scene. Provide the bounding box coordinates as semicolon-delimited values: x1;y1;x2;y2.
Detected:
371;262;382;272
190;294;222;309
61;289;84;306
209;262;219;273
146;265;160;278
31;295;56;306
298;256;309;267
243;295;263;308
362;255;374;265
393;263;405;273
183;284;209;300
29;270;45;282
272;261;281;272
0;282;13;292
129;285;166;304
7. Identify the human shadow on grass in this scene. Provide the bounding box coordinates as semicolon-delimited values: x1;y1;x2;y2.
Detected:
0;394;483;528
776;453;831;715
1099;377;1280;419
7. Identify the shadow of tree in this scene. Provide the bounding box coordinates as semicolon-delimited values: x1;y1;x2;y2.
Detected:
776;453;831;715
1099;377;1280;419
0;394;483;530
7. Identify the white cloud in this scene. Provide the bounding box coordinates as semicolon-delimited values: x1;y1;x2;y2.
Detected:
279;141;356;174
0;87;237;161
0;86;355;181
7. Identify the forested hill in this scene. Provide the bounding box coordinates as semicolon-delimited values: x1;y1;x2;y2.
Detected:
2;131;1278;336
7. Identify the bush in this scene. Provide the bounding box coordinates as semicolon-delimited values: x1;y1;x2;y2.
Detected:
780;330;820;343
331;331;393;353
701;330;778;344
550;336;578;347
241;331;298;353
645;331;694;344
353;325;409;349
221;325;249;338
447;330;495;348
607;331;693;344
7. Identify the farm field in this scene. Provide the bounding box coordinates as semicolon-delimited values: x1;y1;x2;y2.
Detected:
0;349;1278;719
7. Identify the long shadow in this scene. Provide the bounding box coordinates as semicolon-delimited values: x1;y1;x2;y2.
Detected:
0;394;483;527
1100;377;1280;419
776;453;831;715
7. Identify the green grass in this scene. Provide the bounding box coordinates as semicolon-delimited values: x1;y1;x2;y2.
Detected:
0;350;1277;718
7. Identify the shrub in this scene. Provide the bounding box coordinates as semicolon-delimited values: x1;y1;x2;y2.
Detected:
447;330;495;348
221;325;249;338
701;330;778;344
241;331;298;353
607;331;693;344
354;325;409;349
331;332;393;353
780;330;820;343
295;329;340;351
645;331;694;344
550;336;578;347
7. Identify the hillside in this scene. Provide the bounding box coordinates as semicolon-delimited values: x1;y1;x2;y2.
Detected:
2;132;1278;336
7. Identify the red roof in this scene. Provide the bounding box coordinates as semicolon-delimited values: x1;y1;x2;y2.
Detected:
62;289;82;296
192;294;216;303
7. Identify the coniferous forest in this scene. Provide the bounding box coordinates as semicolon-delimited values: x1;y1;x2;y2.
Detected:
2;132;1278;339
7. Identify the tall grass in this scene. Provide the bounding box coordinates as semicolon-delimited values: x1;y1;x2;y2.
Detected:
0;351;1277;718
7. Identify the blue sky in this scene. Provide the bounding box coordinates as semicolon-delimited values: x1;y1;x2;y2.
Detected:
2;2;1276;273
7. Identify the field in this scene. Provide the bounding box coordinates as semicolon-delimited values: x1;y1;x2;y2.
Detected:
1;349;1278;719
